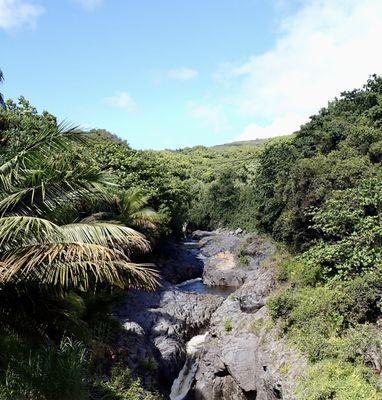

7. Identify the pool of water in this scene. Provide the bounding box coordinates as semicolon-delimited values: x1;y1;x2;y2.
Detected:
176;278;237;298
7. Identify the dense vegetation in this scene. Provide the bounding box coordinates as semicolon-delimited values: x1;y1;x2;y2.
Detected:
0;96;163;399
89;131;264;235
3;68;382;398
260;75;382;399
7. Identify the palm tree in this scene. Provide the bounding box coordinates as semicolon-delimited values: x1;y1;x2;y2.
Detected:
84;188;161;233
0;125;158;295
0;69;5;109
117;188;160;230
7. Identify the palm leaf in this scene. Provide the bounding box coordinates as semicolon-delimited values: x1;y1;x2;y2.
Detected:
59;222;150;252
0;124;91;194
0;216;61;249
0;242;158;290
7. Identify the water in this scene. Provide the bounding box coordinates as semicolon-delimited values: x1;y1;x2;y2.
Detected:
176;278;237;298
169;238;237;399
170;333;208;400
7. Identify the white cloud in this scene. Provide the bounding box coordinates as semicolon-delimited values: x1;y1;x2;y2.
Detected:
105;91;138;113
188;102;229;134
167;68;198;81
227;0;382;141
237;113;307;141
0;0;43;31
72;0;103;11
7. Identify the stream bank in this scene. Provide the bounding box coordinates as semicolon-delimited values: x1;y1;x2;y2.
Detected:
116;230;306;399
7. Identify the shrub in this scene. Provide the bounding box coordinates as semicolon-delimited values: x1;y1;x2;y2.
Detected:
224;317;233;332
92;364;163;400
296;359;382;400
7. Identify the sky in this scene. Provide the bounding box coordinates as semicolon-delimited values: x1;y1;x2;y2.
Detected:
1;0;382;150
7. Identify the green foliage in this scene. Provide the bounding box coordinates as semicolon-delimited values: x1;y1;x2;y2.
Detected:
254;75;382;250
259;78;382;396
0;338;89;400
88;129;265;234
89;132;191;236
138;357;158;376
92;364;163;400
303;176;382;280
296;359;382;400
224;317;233;332
0;99;161;398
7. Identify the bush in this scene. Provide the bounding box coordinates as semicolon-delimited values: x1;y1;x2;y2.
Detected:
224;317;233;332
296;359;382;400
268;269;382;364
92;364;163;400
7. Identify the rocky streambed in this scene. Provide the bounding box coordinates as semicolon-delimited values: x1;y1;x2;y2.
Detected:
116;230;306;399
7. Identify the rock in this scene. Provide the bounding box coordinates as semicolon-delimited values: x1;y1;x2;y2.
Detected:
235;228;243;235
201;232;276;288
115;230;304;398
193;237;305;400
194;305;305;400
157;241;203;284
191;230;215;240
237;266;276;313
117;288;223;385
203;251;245;287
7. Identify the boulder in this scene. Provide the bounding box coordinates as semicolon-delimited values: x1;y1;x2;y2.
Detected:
191;230;215;240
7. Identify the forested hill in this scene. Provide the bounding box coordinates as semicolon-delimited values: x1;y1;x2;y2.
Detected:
88;128;273;235
92;75;382;397
2;75;382;398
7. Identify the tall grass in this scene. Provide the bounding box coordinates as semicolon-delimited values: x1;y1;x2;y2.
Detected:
0;338;88;400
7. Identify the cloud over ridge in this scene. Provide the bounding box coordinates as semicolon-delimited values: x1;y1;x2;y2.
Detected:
230;0;382;140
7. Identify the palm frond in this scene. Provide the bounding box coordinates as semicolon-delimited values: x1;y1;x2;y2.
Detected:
0;216;61;249
40;261;159;291
0;164;113;217
59;222;150;252
130;209;161;229
0;242;158;290
116;188;161;231
0;124;91;194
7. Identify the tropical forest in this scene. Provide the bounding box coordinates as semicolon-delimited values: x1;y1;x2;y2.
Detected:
2;1;382;399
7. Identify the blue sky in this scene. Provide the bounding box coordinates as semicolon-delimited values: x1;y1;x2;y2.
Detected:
1;0;382;149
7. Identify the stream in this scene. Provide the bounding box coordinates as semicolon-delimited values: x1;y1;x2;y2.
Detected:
169;332;208;400
169;241;236;400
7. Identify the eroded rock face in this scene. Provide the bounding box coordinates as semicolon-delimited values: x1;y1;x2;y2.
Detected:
193;264;306;400
116;230;305;398
200;232;276;288
117;288;223;385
